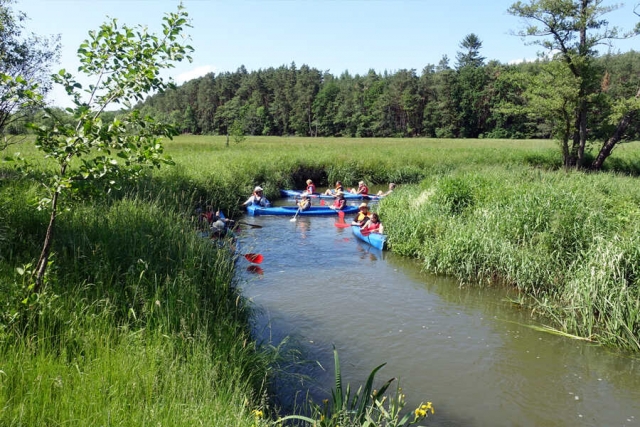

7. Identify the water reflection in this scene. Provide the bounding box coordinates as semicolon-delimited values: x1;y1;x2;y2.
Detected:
237;213;640;427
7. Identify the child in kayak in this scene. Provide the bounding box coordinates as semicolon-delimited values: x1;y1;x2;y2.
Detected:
377;182;396;197
351;181;369;195
304;179;316;195
297;194;311;211
330;191;346;210
361;212;383;234
324;181;344;195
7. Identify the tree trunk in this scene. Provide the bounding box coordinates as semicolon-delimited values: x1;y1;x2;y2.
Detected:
576;101;588;168
34;191;59;293
591;87;640;170
591;113;634;170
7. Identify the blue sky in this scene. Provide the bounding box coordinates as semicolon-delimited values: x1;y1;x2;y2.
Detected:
18;0;640;108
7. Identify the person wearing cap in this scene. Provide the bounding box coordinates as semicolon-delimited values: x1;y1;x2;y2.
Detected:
352;202;371;226
297;193;311;211
324;180;344;195
350;181;369;195
329;191;346;210
303;179;316;195
242;186;270;207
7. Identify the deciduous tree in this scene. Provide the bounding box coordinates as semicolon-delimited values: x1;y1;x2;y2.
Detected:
0;0;60;146
27;5;193;292
508;0;639;169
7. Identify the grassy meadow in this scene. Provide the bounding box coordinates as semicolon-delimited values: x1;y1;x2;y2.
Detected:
2;135;640;425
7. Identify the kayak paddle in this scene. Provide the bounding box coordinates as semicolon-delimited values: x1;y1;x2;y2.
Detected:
237;221;262;229
290;208;301;222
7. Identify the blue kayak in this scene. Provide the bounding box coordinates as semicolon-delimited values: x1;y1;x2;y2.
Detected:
280;189;380;201
246;204;359;216
351;224;386;250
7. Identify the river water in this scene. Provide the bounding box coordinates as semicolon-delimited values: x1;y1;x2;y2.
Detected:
236;207;640;427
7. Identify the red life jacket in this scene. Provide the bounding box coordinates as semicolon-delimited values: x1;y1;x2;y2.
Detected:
359;184;369;195
364;220;381;232
306;183;316;193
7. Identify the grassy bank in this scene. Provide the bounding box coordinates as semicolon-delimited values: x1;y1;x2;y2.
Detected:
381;167;640;350
2;135;640;425
0;180;271;425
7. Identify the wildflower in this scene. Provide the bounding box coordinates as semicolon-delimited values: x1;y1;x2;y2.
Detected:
421;402;435;414
415;401;435;418
252;409;264;418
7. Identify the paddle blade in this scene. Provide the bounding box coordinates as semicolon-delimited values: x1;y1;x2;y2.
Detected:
337;210;345;220
320;199;326;206
244;253;264;264
334;222;351;228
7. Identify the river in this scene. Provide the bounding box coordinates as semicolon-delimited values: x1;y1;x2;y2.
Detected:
235;205;640;427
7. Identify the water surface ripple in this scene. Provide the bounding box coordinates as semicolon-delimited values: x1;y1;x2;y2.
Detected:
237;212;640;427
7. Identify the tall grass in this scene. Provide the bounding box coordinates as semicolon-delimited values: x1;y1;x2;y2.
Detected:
3;135;640;425
0;181;270;425
381;167;640;350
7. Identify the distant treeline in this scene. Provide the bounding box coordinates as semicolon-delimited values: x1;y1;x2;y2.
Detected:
22;50;640;140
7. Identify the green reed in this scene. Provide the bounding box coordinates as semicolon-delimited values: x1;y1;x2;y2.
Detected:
0;183;270;425
3;135;640;426
381;166;640;350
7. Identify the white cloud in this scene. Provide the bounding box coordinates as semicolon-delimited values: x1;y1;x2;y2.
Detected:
175;65;218;84
508;58;536;65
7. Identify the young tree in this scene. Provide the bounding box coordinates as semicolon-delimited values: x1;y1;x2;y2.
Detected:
0;0;60;146
27;5;193;292
508;0;639;169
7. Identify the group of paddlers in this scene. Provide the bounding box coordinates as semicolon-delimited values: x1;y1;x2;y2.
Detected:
295;179;389;234
209;179;391;235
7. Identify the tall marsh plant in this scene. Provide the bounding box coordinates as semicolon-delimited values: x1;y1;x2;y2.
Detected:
381;168;640;350
278;347;435;427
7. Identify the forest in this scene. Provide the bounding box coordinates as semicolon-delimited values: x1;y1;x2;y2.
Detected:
129;47;640;143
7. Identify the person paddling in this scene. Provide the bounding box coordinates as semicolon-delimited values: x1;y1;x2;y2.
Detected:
242;186;270;208
297;193;311;211
210;210;235;239
352;202;371;226
361;212;383;234
329;191;347;210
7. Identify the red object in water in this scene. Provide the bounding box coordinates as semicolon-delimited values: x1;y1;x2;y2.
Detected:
244;253;263;264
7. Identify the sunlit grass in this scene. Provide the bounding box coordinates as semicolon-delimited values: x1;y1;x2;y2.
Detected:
2;134;640;426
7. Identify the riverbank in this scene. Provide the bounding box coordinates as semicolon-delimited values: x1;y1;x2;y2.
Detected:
2;135;639;424
0;181;270;425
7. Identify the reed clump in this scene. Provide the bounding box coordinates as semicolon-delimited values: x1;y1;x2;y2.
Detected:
381;167;640;350
0;179;270;425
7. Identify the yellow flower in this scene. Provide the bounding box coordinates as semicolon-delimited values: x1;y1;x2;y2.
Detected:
252;409;264;418
416;401;435;416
